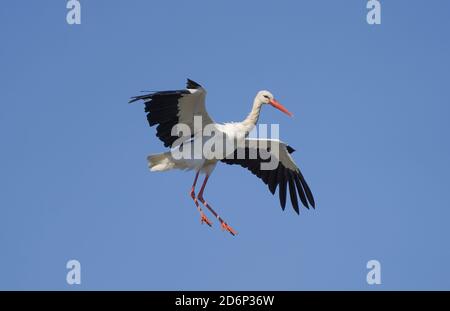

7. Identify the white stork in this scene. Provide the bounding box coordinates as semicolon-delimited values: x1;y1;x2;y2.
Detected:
130;79;315;236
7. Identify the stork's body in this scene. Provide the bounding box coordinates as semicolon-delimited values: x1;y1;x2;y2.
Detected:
130;79;315;236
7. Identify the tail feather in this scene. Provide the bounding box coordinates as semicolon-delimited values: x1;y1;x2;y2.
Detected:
147;152;176;172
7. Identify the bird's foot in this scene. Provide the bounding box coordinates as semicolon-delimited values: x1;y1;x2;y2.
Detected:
200;212;213;227
221;222;237;236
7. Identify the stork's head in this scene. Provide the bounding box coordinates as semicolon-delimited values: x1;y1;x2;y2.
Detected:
257;90;292;117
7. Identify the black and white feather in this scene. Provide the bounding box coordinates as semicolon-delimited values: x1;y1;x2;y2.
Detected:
129;79;214;147
221;138;315;213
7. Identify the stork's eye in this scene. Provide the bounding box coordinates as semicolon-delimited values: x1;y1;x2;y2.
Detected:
263;95;270;99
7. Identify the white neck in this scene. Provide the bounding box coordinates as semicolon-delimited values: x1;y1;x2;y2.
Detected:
241;97;263;132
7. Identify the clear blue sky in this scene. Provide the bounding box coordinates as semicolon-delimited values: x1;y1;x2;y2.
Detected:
1;0;449;290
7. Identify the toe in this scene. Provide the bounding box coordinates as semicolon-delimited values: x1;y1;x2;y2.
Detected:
221;222;237;236
201;214;213;227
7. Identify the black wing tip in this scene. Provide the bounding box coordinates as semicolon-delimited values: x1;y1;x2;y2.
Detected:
186;78;202;89
128;93;153;104
286;145;296;154
288;173;300;214
308;191;316;208
298;172;315;209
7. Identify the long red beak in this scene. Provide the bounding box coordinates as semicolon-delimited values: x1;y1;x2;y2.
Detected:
269;99;293;117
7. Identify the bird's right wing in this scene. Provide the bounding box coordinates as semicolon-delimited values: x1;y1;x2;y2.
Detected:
221;138;315;214
129;79;215;148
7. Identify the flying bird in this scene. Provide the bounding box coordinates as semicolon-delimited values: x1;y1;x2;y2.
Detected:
130;79;315;236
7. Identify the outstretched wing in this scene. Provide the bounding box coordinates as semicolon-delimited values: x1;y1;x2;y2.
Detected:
129;79;215;148
221;138;315;214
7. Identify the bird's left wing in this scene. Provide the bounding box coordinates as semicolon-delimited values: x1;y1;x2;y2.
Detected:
221;138;315;214
129;79;215;148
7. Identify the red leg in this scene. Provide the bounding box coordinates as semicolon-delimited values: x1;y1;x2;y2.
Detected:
197;175;237;236
189;171;212;227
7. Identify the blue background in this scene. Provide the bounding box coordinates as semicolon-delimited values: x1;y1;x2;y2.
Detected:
1;0;449;290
